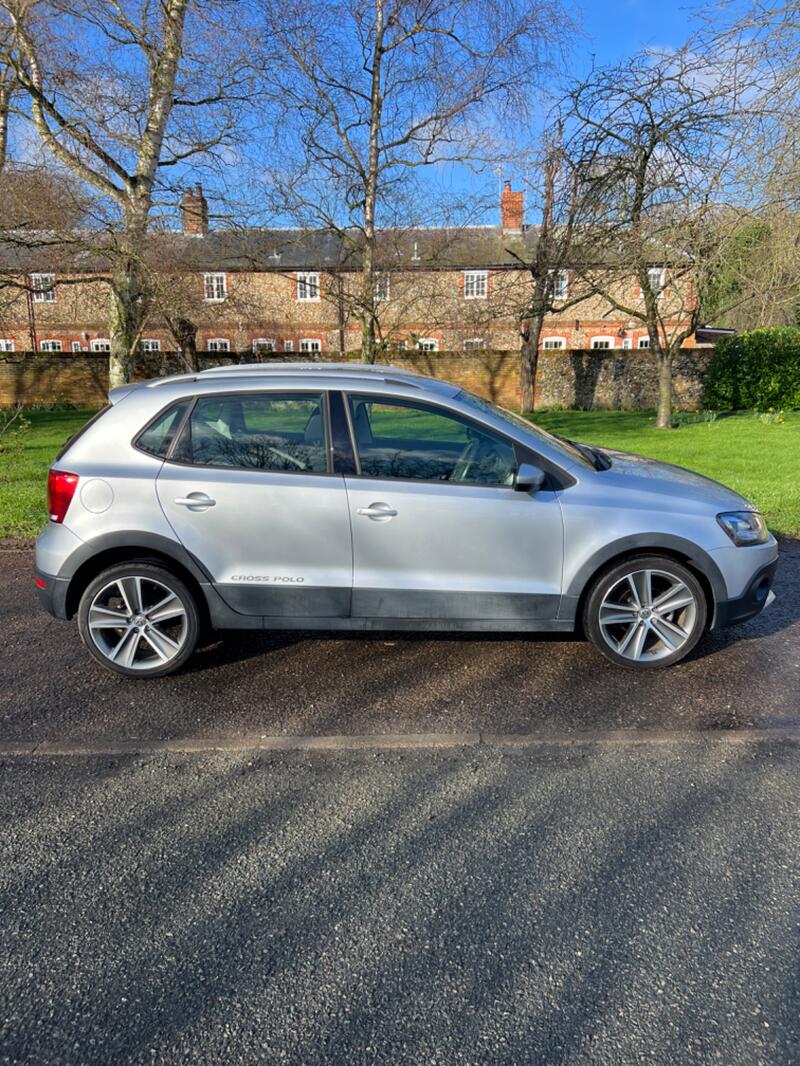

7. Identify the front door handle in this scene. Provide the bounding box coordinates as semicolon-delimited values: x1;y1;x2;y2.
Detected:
356;502;397;521
174;493;216;509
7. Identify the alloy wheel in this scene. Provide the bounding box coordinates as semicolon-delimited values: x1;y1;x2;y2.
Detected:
598;568;698;663
86;575;189;671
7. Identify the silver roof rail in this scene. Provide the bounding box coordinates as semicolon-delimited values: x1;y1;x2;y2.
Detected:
198;361;421;377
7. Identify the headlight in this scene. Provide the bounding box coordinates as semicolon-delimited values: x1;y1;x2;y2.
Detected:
717;510;769;546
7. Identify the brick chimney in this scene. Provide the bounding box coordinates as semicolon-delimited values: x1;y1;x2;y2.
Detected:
500;181;524;233
181;184;208;236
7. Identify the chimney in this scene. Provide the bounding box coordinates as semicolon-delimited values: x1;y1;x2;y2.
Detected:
500;180;524;233
181;184;208;236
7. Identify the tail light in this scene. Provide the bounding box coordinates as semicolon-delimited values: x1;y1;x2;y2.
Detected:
48;470;79;523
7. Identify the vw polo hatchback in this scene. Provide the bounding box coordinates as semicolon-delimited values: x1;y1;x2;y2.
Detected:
35;363;778;677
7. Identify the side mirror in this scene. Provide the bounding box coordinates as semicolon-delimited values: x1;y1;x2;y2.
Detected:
514;462;546;493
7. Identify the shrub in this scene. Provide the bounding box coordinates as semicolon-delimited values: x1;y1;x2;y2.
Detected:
704;327;800;410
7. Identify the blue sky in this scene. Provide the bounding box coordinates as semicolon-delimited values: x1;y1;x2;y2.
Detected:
578;0;697;67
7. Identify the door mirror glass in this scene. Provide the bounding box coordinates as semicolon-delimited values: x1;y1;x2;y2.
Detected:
514;462;545;493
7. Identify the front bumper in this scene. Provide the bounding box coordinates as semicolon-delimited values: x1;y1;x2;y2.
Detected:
712;558;778;628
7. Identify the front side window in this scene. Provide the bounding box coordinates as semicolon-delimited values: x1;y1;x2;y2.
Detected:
31;273;56;303
204;273;227;301
347;395;516;485
296;272;320;301
173;393;327;473
39;339;62;352
136;400;191;458
463;270;488;299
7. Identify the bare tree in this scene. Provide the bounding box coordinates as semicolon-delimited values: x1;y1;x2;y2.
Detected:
256;0;567;363
563;48;743;427
0;0;255;385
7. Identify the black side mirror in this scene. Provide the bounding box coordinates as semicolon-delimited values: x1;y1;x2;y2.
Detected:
514;462;546;493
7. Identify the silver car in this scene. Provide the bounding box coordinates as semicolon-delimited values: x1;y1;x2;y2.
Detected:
35;363;778;677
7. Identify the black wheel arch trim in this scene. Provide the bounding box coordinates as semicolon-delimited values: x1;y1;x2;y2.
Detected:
563;533;727;616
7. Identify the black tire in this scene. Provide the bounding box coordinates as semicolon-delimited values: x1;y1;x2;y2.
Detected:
583;554;707;669
77;561;200;679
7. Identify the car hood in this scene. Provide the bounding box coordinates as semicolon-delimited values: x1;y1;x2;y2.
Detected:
598;448;754;511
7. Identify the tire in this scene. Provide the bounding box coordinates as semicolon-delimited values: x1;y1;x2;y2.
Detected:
77;561;200;678
583;555;707;669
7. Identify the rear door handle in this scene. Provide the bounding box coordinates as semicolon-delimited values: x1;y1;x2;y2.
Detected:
174;493;216;509
356;502;397;520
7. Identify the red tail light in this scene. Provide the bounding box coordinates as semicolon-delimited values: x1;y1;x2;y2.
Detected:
48;470;79;523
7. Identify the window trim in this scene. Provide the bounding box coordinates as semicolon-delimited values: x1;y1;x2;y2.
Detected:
90;338;111;352
141;338;162;352
590;336;615;350
463;270;488;300
463;338;486;351
207;338;230;353
252;337;276;354
637;336;652;348
203;272;227;302
340;391;523;490
0;339;15;352
299;338;322;353
31;273;56;303
640;267;665;299
296;271;320;302
151;389;337;477
374;273;390;302
39;339;62;352
549;269;569;301
415;338;439;352
542;336;566;350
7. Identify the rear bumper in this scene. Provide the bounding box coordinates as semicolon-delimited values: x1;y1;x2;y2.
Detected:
712;558;778;628
34;568;71;619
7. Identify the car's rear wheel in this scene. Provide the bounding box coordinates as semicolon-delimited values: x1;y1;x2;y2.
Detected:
77;562;200;678
584;555;707;669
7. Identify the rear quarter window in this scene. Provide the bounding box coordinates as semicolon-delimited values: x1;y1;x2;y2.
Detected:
135;400;191;458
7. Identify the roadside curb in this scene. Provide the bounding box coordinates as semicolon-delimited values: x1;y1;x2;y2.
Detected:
2;726;800;758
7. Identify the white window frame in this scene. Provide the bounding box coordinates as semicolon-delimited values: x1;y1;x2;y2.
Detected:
549;270;569;301
637;336;651;348
252;338;276;354
283;339;294;352
90;338;111;352
0;339;15;352
416;338;439;352
463;338;486;351
590;336;615;350
39;339;62;352
463;270;488;300
640;267;665;299
622;338;632;350
31;273;56;303
206;338;230;352
299;338;322;353
374;273;390;301
140;339;161;352
296;272;320;302
203;272;227;302
542;336;566;350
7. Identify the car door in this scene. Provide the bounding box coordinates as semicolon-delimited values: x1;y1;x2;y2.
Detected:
156;390;353;618
342;393;564;622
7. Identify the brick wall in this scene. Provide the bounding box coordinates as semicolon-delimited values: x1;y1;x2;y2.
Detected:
0;349;714;411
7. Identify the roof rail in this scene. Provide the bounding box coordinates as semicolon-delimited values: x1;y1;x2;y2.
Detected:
198;361;421;377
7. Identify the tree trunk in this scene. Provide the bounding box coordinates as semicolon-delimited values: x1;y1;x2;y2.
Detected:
175;318;199;371
655;347;673;428
519;316;544;413
108;222;147;388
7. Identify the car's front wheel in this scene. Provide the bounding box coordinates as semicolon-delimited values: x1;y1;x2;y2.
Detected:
77;562;200;678
584;555;707;669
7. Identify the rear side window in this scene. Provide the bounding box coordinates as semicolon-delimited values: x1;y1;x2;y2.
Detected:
172;393;327;473
136;401;190;458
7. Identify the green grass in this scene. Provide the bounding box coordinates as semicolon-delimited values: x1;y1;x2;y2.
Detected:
532;409;800;536
0;407;798;538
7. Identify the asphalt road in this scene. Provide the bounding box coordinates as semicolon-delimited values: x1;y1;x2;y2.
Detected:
0;543;798;744
1;743;799;1065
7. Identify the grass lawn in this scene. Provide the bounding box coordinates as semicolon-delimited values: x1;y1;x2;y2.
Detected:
0;406;798;538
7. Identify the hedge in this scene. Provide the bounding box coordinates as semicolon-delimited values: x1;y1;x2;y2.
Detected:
704;326;800;410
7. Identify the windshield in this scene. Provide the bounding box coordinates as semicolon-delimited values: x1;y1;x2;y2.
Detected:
455;390;595;469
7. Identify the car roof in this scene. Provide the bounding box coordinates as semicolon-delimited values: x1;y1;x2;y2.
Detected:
109;362;461;403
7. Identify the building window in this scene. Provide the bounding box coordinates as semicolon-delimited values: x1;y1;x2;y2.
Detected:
638;337;651;348
416;338;439;352
591;337;614;350
622;338;632;349
0;339;14;352
39;340;62;352
641;268;665;298
549;270;569;300
252;338;276;354
296;272;320;301
31;273;56;303
203;272;227;302
463;338;485;351
284;340;294;352
299;338;322;353
463;271;488;299
542;337;566;350
391;339;408;351
141;339;161;352
374;273;390;301
71;341;83;352
90;339;111;352
207;338;230;352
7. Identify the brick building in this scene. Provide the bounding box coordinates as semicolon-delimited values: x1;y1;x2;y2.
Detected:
0;183;702;358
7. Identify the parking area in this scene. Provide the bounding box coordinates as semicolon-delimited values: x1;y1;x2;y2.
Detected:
1;541;798;747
